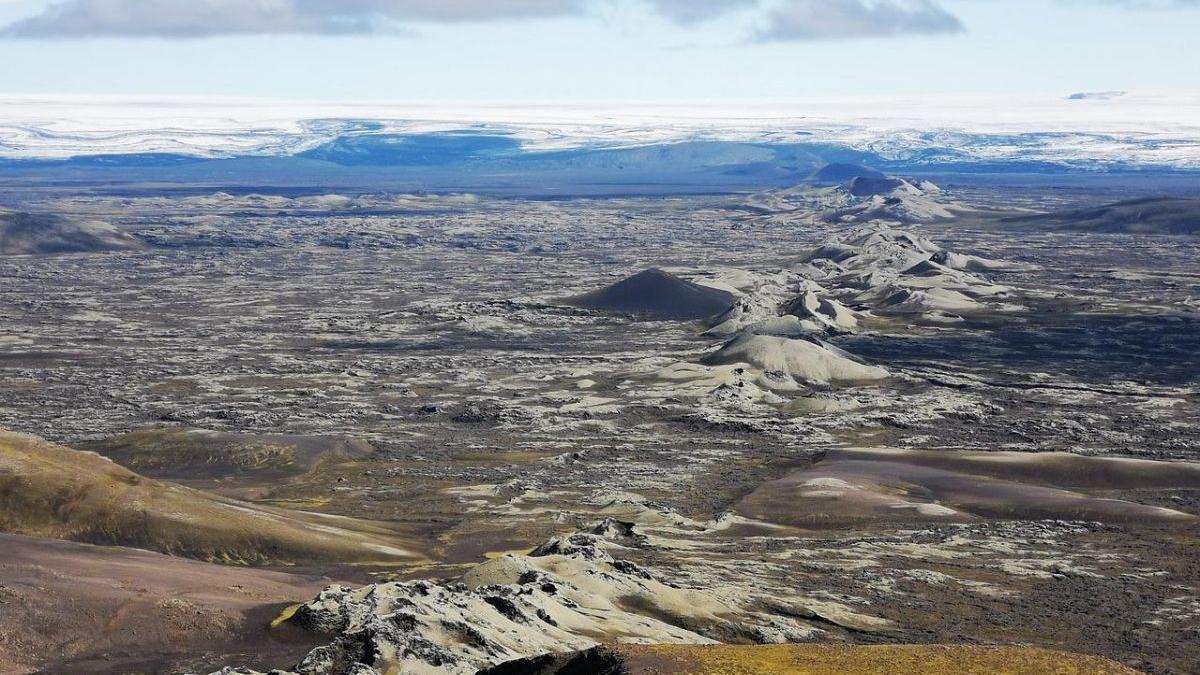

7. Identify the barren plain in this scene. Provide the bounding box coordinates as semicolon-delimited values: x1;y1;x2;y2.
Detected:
0;175;1197;674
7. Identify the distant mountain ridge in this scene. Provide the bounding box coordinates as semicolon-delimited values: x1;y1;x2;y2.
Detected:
1006;197;1200;235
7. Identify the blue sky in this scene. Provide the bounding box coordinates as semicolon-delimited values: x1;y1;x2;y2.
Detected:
0;0;1196;100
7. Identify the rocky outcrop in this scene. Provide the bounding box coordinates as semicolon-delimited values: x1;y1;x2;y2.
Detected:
209;523;825;675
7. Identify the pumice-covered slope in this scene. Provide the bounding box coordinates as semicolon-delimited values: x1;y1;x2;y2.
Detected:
0;532;342;674
0;430;421;565
737;448;1198;529
799;224;1025;319
702;334;888;389
781;291;860;332
712;222;996;330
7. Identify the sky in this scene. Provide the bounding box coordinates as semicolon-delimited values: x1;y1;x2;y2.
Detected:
0;0;1196;100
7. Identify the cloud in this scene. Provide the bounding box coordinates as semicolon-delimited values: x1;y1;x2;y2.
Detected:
2;0;1196;39
642;0;758;24
328;0;588;22
4;0;356;37
0;0;589;37
1081;0;1199;6
753;0;963;42
0;0;786;37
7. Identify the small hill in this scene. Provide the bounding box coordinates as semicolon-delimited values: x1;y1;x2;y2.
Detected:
1005;197;1200;234
737;447;1196;529
703;334;887;388
567;269;735;320
809;163;884;184
0;208;145;254
781;291;859;332
0;431;420;565
870;286;983;314
846;176;922;198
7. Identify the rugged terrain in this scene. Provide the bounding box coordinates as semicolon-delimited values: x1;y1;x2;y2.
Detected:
0;176;1197;674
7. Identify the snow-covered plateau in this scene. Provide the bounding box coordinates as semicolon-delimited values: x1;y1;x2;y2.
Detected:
1;92;1198;170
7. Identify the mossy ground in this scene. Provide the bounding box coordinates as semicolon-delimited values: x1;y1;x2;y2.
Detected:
620;644;1141;675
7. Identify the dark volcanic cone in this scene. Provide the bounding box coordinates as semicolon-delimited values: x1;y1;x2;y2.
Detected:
846;176;912;197
567;268;735;320
810;163;885;184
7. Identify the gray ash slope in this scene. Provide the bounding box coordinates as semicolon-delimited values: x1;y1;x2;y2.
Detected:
0;208;144;255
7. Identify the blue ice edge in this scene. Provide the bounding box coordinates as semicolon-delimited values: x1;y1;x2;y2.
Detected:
0;132;1196;197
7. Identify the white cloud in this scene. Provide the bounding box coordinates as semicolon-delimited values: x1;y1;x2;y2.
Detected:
641;0;758;24
1082;0;1199;6
754;0;963;42
5;0;356;37
1;0;1196;39
0;0;589;37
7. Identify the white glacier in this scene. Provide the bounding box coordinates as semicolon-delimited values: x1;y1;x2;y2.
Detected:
0;92;1197;168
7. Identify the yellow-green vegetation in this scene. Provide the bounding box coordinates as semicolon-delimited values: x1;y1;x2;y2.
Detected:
270;603;305;629
83;428;295;474
0;431;420;565
80;428;373;481
620;644;1141;675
